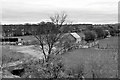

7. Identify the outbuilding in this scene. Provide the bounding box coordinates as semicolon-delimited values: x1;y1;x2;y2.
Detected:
61;32;85;44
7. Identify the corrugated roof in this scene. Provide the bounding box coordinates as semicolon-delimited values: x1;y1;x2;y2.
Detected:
77;33;85;38
70;33;80;39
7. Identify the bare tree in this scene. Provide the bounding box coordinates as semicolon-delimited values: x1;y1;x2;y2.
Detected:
50;12;67;28
31;12;67;63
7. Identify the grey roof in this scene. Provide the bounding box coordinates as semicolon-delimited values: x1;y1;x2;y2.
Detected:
70;32;81;39
77;32;85;38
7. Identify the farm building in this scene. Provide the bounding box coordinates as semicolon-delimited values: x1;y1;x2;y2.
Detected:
77;33;85;41
70;33;85;43
0;37;23;45
60;32;86;44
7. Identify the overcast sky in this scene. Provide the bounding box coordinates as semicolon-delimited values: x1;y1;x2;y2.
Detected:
1;0;119;24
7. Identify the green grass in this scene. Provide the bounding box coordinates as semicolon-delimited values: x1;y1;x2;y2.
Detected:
0;45;2;65
98;37;118;49
1;36;118;78
2;46;24;64
2;45;32;64
19;36;37;41
62;37;118;78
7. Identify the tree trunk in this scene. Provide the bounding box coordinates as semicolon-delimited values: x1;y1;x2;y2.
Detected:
45;55;50;62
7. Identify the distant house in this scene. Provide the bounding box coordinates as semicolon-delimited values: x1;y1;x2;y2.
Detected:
104;30;111;38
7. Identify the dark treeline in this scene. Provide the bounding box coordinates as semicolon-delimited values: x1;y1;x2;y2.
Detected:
2;22;93;37
2;22;120;41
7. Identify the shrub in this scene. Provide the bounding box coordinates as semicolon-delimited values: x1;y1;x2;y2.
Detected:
93;27;105;39
84;30;97;42
65;64;85;78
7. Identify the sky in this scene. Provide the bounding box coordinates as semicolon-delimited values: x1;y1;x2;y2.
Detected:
1;0;119;24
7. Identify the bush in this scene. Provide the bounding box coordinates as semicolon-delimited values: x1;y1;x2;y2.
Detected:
103;30;109;38
93;27;105;39
84;30;97;42
65;64;85;78
17;55;66;78
109;29;118;36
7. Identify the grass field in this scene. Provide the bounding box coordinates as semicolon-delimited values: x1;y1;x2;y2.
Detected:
1;35;37;64
2;45;32;65
62;36;118;78
19;36;37;41
1;36;118;78
98;37;118;49
0;45;2;78
2;45;24;64
0;45;2;64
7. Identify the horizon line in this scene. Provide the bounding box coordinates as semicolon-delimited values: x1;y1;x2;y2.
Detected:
1;22;118;25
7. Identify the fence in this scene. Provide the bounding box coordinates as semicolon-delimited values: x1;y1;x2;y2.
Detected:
58;40;99;54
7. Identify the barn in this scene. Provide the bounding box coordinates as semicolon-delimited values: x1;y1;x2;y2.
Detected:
0;37;23;45
70;33;81;43
60;32;85;44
